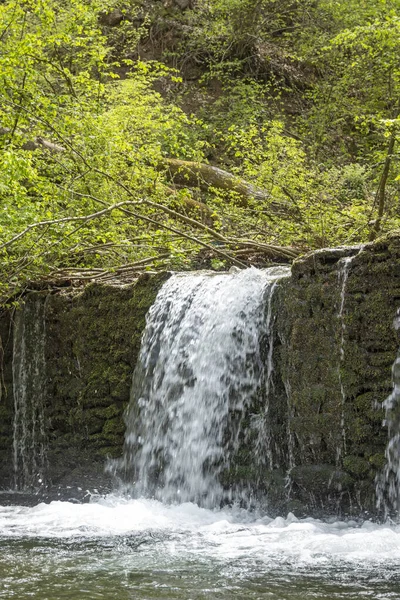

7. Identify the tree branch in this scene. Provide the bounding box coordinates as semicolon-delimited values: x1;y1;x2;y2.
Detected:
0;201;143;250
369;126;398;241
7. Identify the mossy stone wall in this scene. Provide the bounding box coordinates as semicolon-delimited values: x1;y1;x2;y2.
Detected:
0;310;14;487
1;235;400;514
276;234;400;515
0;273;168;499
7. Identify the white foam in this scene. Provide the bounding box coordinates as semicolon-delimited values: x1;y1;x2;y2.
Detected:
1;497;400;567
119;267;290;505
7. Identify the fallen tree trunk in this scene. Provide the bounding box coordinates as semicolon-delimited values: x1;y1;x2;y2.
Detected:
1;125;292;216
164;186;216;226
162;158;271;207
0;127;65;153
162;158;296;218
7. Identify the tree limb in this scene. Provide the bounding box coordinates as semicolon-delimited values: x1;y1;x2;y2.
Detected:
0;201;143;250
232;238;300;258
162;158;271;207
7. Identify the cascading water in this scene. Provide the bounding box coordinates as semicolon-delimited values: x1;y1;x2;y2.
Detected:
115;266;290;506
252;277;283;471
283;377;295;499
336;248;368;470
376;308;400;517
336;255;354;463
12;295;48;491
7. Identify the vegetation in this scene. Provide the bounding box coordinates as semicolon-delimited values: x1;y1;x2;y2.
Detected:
0;0;399;301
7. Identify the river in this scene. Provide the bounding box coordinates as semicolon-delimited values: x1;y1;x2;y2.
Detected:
1;496;400;599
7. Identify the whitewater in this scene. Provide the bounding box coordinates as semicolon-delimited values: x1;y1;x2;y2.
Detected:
4;268;400;599
1;496;400;599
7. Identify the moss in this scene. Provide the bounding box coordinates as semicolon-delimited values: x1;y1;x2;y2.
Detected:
0;404;11;433
102;403;122;419
221;464;257;485
41;273;169;487
102;417;125;438
369;453;386;470
291;465;354;492
343;455;371;478
97;445;122;458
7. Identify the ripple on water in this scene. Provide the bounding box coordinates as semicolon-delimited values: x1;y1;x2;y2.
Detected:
1;497;400;599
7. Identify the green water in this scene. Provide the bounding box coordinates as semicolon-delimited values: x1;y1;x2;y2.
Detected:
1;502;400;600
1;537;399;600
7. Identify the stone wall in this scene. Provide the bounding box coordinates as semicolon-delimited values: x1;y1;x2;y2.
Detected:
0;310;13;488
1;234;400;513
0;273;168;501
277;234;400;516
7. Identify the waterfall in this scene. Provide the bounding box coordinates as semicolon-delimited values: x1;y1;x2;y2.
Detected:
376;309;400;517
117;266;290;506
336;255;354;463
253;277;283;471
12;295;48;491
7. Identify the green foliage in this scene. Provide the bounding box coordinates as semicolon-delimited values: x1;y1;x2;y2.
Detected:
0;0;202;297
1;0;400;301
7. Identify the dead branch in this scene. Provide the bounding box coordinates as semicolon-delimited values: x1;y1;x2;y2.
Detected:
233;239;300;259
162;158;271;207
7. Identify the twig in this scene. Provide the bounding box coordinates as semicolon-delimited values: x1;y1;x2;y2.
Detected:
0;201;143;250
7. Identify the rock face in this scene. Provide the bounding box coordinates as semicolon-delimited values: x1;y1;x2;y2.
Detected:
273;235;400;516
0;273;169;502
0;234;400;514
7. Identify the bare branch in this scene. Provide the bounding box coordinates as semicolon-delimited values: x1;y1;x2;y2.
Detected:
0;201;143;250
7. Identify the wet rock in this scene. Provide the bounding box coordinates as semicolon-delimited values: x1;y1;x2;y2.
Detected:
2;234;400;517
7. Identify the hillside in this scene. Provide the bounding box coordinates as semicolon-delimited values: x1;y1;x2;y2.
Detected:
0;0;399;301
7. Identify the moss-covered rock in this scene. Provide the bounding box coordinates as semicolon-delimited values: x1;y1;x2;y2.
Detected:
1;233;400;515
0;272;169;496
